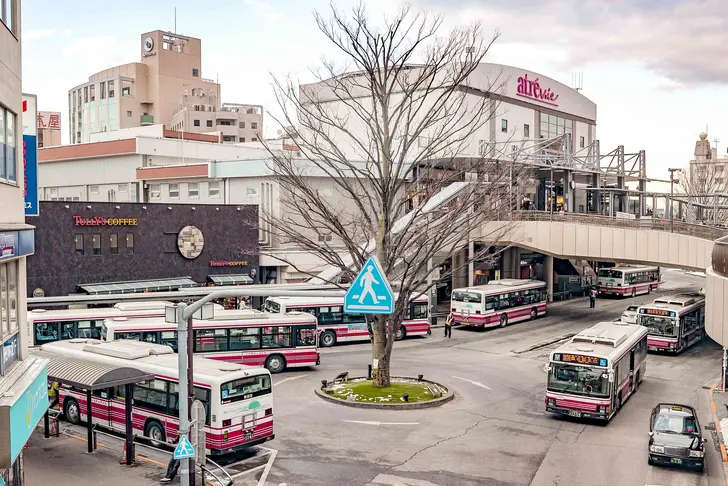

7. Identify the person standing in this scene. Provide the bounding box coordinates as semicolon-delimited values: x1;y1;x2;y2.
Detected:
589;288;597;309
445;313;454;338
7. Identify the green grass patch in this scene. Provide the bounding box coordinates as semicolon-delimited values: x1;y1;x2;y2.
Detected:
324;378;447;403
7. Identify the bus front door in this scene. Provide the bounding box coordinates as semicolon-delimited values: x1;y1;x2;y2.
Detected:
629;350;636;391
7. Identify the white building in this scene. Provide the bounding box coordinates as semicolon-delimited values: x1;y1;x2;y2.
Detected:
0;4;50;485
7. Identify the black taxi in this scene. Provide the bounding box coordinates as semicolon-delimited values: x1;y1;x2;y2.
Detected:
648;403;707;472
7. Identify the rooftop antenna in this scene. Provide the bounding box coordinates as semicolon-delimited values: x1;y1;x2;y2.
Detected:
174;7;177;34
571;72;583;92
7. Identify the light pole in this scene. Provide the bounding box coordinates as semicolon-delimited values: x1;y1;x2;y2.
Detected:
668;168;682;233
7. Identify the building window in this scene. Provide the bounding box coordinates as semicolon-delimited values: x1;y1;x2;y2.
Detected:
72;91;76;107
540;113;573;140
478;140;487;156
251;122;258;130
169;183;179;199
75;234;84;256
92;234;101;255
194;119;200;127
110;233;119;255
90;84;96;102
108;80;115;98
501;119;508;133
209;181;220;198
100;82;106;99
188;182;199;198
3;260;17;335
89;185;99;194
122;87;131;96
149;184;161;199
84;86;88;103
318;233;333;243
252;137;258;142
579;136;585;148
126;110;132;118
239;122;245;129
126;234;134;254
118;184;128;193
524;124;530;138
192;68;199;77
1;0;15;33
0;108;17;183
206;120;213;128
239;137;245;143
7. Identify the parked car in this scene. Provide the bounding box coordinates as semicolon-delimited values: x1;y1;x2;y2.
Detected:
648;403;706;472
621;304;641;324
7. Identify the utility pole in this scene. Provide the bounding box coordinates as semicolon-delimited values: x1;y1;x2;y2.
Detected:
668;168;681;233
187;314;195;486
177;302;190;486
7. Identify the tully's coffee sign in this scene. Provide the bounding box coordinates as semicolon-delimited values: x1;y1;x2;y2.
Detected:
74;216;138;226
209;260;248;267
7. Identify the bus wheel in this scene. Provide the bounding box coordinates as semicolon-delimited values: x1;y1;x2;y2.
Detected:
499;314;508;328
394;326;406;341
145;420;166;448
265;354;286;374
320;331;336;348
530;308;538;320
64;398;81;425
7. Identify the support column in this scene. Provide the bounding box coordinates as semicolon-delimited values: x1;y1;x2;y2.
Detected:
565;170;575;212
86;389;93;453
545;255;554;302
468;241;475;287
591;173;602;213
452;248;468;289
125;384;134;466
427;258;438;314
638;179;646;217
501;247;522;279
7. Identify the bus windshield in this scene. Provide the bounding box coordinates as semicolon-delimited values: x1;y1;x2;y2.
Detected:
264;300;280;313
547;363;610;398
221;375;272;403
451;291;482;303
637;315;678;337
598;269;622;279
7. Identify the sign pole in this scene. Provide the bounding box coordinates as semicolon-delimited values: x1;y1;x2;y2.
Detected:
187;314;196;486
177;303;190;486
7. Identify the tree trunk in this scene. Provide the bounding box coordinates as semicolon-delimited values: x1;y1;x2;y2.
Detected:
371;315;391;387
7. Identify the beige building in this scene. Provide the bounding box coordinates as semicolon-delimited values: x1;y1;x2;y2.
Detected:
36;111;61;147
170;102;264;143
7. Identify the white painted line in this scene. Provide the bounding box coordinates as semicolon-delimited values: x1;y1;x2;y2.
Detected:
343;420;420;426
230;464;266;479
273;374;308;387
256;447;278;486
369;473;443;485
451;376;491;390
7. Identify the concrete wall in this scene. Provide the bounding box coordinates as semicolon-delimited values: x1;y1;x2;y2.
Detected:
474;220;713;271
706;266;727;347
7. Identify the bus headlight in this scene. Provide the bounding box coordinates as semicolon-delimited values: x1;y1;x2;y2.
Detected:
547;399;555;407
689;450;704;457
649;445;664;453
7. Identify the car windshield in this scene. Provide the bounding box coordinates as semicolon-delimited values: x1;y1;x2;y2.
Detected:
637;315;677;337
626;306;639;312
654;413;698;435
264;300;280;313
547;363;610;398
451;291;482;303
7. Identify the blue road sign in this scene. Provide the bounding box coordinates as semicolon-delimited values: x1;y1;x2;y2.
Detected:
344;256;394;314
173;435;195;460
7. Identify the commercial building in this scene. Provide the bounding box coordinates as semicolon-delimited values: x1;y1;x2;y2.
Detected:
36;111;61;148
0;3;50;485
68;30;263;145
26;201;259;298
170;102;264;144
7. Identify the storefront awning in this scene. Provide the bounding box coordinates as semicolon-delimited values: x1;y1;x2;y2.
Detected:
208;275;254;286
78;277;198;295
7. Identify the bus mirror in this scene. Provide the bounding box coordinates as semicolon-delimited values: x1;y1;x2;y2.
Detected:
608;371;615;383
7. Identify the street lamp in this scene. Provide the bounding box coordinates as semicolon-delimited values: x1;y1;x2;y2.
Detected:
668;168;682;233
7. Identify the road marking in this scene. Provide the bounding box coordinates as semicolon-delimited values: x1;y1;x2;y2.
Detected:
273;374;308;387
369;473;443;485
256;447;278;486
451;376;491;390
230;464;266;479
343;420;420;426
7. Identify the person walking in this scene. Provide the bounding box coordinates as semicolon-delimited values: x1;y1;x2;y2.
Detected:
589;288;597;309
160;456;180;483
445;313;454;338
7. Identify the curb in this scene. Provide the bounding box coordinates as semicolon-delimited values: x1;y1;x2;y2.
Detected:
707;383;728;485
314;377;455;410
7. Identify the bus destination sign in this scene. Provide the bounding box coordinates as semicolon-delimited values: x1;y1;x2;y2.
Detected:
639;308;676;317
553;353;607;367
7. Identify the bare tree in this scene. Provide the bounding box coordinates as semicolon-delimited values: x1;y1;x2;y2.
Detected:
679;162;727;224
262;4;528;386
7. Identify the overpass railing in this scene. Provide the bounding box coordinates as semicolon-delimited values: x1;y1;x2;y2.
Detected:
712;235;728;278
506;210;728;242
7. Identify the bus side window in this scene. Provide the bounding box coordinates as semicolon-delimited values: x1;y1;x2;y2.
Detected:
116;332;141;341
35;322;60;344
161;331;178;351
485;297;497;310
295;325;317;346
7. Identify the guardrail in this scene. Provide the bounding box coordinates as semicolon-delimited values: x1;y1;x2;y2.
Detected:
506;210;728;241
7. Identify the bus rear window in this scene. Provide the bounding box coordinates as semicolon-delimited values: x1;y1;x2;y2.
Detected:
221;375;271;403
451;291;482;303
264;300;280;313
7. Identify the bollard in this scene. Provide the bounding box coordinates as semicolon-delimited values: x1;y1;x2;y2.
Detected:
44;410;50;439
368;365;372;380
93;428;98;451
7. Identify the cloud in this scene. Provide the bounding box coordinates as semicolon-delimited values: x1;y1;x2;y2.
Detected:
242;0;281;20
410;0;728;86
61;36;138;81
24;29;58;41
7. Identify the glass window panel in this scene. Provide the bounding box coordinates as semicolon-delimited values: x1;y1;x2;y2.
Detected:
110;234;118;254
133;379;169;414
0;263;6;334
229;327;261;350
126;234;134;254
261;326;292;348
5;111;14;182
92;234;101;255
7;260;16;333
77;320;102;339
34;322;60;344
161;331;178;351
295;325;317;346
194;328;228;352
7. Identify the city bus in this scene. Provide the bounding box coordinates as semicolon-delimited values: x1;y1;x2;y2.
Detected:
545;321;648;421
636;293;706;353
101;308;319;373
597;265;660;297
40;339;274;455
450;279;547;328
27;301;186;347
263;295;430;347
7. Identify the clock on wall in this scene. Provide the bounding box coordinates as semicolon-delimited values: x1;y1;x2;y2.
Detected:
177;226;204;260
143;36;154;53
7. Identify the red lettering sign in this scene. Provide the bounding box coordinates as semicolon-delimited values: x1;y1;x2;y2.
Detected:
73;216;138;226
36;113;46;128
48;113;61;129
516;74;559;106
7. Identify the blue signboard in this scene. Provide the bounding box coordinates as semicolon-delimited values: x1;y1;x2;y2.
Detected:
9;365;48;463
173;435;195;460
344;256;394;314
23;134;38;216
0;230;34;264
1;334;19;376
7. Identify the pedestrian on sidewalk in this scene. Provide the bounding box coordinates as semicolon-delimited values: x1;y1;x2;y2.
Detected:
445;313;454;338
160;436;181;483
589;288;597;309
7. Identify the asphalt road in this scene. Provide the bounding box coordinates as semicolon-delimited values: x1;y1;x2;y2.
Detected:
259;270;725;486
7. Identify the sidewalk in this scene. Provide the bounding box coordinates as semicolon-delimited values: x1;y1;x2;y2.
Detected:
706;384;728;485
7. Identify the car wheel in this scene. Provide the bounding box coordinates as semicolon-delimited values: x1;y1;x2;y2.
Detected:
499;314;508;328
265;354;286;374
394;326;406;341
64;398;81;425
145;420;166;448
696;462;705;473
320;330;336;347
647;456;654;466
530;308;538;320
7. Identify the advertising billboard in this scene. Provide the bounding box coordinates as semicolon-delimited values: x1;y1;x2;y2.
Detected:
22;94;38;216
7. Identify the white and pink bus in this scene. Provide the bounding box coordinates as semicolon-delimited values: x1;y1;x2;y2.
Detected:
263;295;431;347
597;265;660;297
40;339;274;455
450;279;547;328
546;321;648;421
636;293;706;353
101;309;319;374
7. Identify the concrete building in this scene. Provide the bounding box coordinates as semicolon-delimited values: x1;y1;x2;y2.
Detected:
36;111;61;148
68;30;263;145
688;132;725;191
0;4;50;485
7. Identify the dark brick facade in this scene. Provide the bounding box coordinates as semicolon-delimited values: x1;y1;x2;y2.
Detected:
26;201;259;297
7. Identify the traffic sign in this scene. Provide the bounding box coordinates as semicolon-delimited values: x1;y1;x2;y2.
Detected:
191;400;207;465
344;256;394;314
173;434;195;460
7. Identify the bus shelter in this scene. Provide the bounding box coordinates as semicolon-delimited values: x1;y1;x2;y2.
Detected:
30;350;153;465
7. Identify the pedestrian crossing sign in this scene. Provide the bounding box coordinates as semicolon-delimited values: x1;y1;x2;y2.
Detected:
344;256;394;314
173;434;195;460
